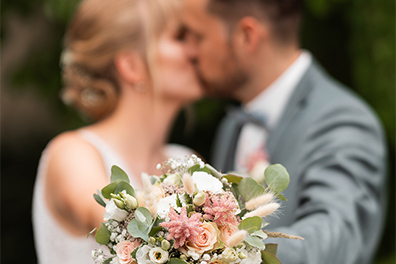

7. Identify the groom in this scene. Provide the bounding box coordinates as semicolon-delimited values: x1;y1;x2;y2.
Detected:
181;0;387;263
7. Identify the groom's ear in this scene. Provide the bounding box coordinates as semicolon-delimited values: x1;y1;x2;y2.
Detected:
114;51;146;85
233;17;269;55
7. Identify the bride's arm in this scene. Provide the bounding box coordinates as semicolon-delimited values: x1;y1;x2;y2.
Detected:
43;131;109;236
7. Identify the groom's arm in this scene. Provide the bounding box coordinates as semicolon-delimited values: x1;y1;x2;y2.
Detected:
269;100;387;264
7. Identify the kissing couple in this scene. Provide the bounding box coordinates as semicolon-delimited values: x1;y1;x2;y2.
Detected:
33;0;387;264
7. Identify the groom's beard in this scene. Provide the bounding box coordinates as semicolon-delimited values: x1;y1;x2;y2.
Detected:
195;60;248;100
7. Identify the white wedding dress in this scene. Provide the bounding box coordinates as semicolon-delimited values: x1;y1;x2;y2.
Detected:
32;129;194;264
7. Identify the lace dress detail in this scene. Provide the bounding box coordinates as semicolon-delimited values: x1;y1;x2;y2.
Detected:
32;129;193;263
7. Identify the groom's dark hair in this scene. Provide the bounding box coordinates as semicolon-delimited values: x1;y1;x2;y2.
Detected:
207;0;303;44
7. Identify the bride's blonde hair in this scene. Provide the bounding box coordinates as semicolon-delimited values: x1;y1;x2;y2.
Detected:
61;0;181;121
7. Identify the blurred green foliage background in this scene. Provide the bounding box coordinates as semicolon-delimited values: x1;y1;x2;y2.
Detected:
1;0;394;263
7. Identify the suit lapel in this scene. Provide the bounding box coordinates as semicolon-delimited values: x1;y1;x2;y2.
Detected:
266;61;321;159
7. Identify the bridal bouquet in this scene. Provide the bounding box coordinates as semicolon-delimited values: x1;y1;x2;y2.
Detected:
91;155;301;264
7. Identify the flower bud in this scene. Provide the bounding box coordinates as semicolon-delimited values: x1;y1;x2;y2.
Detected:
149;237;156;245
180;255;187;261
125;195;138;209
161;240;171;251
114;199;125;209
193;192;206;206
238;252;247;259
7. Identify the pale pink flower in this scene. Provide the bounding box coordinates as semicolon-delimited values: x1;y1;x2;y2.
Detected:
203;193;239;228
115;240;140;264
160;207;203;248
185;222;219;254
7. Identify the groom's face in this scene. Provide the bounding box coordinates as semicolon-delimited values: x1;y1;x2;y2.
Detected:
182;0;248;99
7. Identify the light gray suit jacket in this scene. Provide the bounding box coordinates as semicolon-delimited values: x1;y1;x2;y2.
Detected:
211;60;387;264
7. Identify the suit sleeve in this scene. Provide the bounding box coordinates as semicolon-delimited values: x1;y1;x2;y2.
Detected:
268;102;387;264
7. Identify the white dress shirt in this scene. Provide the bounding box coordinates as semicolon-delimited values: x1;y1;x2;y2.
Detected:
235;50;312;172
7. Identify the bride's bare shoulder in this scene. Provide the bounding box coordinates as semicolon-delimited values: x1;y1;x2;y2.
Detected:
44;130;105;178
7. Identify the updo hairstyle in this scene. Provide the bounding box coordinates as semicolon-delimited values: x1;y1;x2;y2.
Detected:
61;0;181;121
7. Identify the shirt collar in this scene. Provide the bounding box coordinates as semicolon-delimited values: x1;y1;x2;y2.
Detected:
244;50;312;130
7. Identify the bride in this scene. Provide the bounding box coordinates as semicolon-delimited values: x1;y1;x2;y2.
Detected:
32;0;202;263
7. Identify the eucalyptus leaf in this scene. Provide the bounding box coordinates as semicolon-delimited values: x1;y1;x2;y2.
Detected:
168;259;189;264
135;210;147;223
222;174;244;184
101;180;121;199
238;178;266;201
93;193;106;207
261;251;281;264
245;234;266;248
95;223;111;245
111;165;130;183
127;219;150;242
114;181;135;197
264;243;278;256
135;207;153;226
238;216;262;233
253;230;268;239
264;164;290;193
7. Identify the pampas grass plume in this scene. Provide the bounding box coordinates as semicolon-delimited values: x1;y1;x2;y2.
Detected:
182;173;194;195
245;193;275;210
226;230;248;248
244;202;280;219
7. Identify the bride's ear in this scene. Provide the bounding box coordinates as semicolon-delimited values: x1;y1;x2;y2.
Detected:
114;51;146;85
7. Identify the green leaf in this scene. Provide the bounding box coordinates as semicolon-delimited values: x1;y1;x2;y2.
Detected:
87;227;97;238
264;164;290;193
104;259;112;264
205;164;223;178
238;178;266;201
149;226;163;237
238;216;262;233
274;192;287;201
93;193;106;207
188;164;211;175
245;234;265;248
222;174;244;184
127;219;150;242
168;259;189;264
101;180;120;199
95;223;111;245
176;194;183;207
261;251;281;264
264;243;278;256
252;230;268;239
111;165;130;183
114;181;135;197
135;207;153;226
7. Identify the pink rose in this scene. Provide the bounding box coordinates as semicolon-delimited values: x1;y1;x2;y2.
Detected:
115;240;140;264
186;222;219;254
219;224;239;247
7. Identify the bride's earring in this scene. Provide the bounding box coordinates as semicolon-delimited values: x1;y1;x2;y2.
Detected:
134;81;146;93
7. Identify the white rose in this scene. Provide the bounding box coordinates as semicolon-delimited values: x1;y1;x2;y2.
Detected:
191;171;223;193
104;199;129;221
136;245;153;264
149;247;169;264
156;194;179;220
